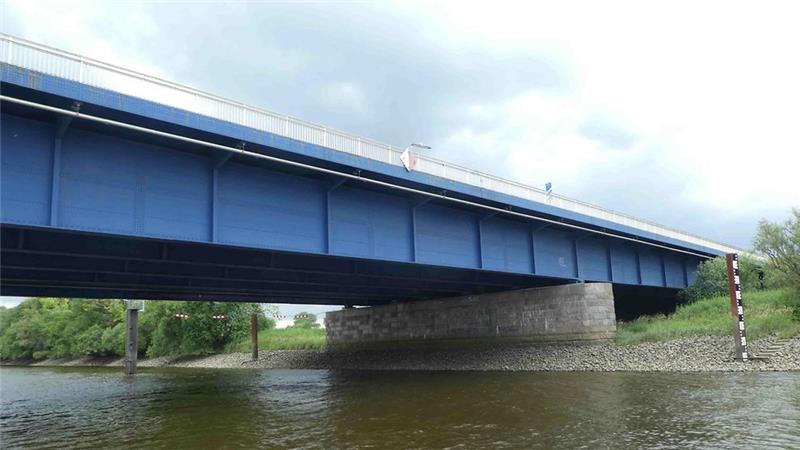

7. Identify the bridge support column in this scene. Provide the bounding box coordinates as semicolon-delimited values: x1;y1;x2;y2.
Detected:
124;300;143;375
251;313;259;361
325;283;617;349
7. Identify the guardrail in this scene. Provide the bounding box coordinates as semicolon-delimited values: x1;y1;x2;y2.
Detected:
0;34;741;255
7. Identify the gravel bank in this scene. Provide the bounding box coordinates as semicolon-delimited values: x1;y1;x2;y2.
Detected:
6;335;799;372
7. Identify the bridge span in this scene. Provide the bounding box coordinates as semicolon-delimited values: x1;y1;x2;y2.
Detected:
0;35;741;344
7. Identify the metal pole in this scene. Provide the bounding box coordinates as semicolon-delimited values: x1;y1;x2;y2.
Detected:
124;307;139;375
251;313;258;361
725;253;748;361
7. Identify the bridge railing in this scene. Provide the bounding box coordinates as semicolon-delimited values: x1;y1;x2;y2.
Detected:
0;34;740;255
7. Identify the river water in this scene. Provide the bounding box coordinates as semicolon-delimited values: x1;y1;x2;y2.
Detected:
1;367;799;449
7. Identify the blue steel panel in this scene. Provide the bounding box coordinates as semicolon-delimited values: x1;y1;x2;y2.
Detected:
330;186;413;261
686;259;699;285
58;128;211;241
416;204;479;268
0;65;726;257
639;250;664;286
535;228;576;278
578;237;611;281
0;114;53;226
664;255;685;288
218;162;325;252
482;217;532;273
610;244;639;284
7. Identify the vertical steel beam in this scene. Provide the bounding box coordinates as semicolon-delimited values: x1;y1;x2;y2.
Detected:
50;139;62;226
635;250;642;284
210;168;219;242
606;243;613;282
210;153;232;243
325;178;347;254
411;197;432;263
660;254;667;287
411;206;417;261
529;226;537;274
683;259;690;288
477;212;498;269
50;113;73;227
573;237;580;279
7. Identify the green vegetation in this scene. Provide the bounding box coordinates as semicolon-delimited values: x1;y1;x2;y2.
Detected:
0;298;273;360
619;208;800;345
228;326;327;352
617;288;800;344
753;208;800;288
679;253;774;303
292;311;320;329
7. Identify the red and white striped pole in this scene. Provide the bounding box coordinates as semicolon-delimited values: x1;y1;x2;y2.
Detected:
726;253;748;361
251;313;258;361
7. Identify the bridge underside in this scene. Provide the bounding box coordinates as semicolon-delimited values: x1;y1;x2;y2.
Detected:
1;225;570;305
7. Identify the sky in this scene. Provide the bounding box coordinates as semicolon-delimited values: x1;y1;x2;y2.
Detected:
1;1;798;312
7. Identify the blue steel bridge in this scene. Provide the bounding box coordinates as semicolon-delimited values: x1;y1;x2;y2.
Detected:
0;35;740;311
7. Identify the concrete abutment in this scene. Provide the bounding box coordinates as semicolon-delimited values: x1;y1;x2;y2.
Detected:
325;283;617;348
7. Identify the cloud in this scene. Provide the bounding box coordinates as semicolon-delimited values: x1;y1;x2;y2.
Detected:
319;81;368;116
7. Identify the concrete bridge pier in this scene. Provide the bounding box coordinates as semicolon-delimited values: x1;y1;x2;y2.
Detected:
124;300;144;375
325;283;617;348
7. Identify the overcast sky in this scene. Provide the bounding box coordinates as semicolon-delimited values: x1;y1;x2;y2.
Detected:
2;1;798;312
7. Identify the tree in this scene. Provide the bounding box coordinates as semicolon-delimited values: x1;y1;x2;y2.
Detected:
0;299;277;360
679;254;769;303
753;208;800;289
292;312;319;328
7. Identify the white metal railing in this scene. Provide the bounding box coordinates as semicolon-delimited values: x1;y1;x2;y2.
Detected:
0;34;741;254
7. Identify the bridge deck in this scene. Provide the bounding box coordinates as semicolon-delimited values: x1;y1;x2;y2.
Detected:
0;35;731;304
0;34;738;255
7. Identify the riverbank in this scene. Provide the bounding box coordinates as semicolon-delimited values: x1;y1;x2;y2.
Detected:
5;334;799;372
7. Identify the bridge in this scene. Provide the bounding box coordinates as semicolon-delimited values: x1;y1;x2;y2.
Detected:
0;35;740;349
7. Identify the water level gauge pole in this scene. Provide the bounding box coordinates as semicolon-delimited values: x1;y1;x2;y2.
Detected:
251;313;258;361
124;300;144;375
725;254;748;361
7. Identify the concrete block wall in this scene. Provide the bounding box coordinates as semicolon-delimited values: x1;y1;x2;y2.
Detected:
325;283;616;347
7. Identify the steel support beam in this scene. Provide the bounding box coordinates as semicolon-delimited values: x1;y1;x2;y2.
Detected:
411;197;433;262
210;153;233;243
477;212;498;269
635;250;643;284
325;178;347;253
49;114;74;226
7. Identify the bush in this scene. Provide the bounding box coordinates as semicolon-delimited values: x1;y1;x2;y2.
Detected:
753;208;800;290
292;312;319;329
680;254;771;303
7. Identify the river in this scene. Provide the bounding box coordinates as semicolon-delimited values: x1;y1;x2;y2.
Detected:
1;367;799;449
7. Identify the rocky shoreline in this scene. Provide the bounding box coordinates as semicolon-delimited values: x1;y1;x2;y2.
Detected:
5;335;799;372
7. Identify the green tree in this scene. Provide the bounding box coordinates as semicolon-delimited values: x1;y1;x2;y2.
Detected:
680;254;771;303
292;312;319;328
753;208;800;289
0;298;275;360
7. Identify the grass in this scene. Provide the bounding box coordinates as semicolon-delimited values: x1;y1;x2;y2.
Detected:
222;290;799;350
228;326;327;352
617;288;800;345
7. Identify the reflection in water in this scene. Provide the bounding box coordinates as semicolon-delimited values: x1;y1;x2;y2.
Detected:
1;367;799;449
